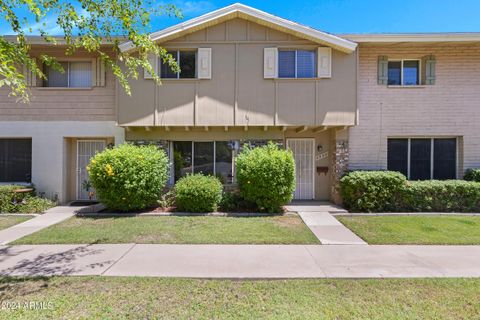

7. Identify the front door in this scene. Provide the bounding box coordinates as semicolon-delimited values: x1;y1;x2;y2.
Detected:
77;140;106;200
287;138;315;200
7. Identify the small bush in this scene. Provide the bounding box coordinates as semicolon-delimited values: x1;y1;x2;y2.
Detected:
236;142;295;213
402;180;480;212
0;185;55;213
88;144;169;211
16;197;56;213
464;169;480;182
174;174;223;213
340;171;407;212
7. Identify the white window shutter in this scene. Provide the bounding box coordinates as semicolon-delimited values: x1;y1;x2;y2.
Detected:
264;47;278;78
144;53;158;79
317;47;332;78
197;48;212;79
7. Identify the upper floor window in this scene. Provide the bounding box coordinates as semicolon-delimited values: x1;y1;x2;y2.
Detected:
160;50;196;79
44;61;92;87
388;60;420;86
278;50;316;78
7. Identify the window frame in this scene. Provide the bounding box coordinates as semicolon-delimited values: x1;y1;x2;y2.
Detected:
278;49;317;79
387;59;421;86
43;60;93;88
160;49;198;79
387;137;458;180
169;140;237;184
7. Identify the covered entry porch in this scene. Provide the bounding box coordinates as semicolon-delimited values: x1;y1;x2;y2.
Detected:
124;125;350;202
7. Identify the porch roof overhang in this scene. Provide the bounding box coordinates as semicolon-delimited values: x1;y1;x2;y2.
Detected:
119;3;357;54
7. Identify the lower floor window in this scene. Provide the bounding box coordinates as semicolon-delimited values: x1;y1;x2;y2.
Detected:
387;138;457;180
0;138;32;182
173;141;237;184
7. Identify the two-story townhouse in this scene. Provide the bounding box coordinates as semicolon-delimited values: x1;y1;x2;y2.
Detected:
2;3;480;205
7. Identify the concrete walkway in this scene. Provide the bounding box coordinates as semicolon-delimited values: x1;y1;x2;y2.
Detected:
286;202;367;245
0;206;78;245
0;244;479;278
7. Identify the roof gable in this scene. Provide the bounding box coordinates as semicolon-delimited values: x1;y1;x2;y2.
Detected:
119;3;357;53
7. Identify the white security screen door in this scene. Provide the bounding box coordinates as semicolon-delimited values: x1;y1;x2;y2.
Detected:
287;139;315;200
77;140;106;200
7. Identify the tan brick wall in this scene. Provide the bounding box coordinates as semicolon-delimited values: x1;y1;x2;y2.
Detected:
349;43;480;176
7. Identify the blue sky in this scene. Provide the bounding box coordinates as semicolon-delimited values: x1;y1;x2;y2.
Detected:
2;0;480;35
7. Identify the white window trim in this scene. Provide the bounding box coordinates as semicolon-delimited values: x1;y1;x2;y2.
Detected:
388;59;421;86
278;49;317;79
44;60;93;88
391;137;457;180
160;50;198;79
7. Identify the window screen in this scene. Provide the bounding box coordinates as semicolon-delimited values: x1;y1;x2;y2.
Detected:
296;50;316;78
278;50;296;78
179;51;196;78
44;61;91;87
160;51;179;79
387;139;408;177
194;142;214;176
387;61;401;85
410;139;431;180
403;60;419;85
433;138;456;180
0;139;32;182
173;141;192;182
45;62;69;87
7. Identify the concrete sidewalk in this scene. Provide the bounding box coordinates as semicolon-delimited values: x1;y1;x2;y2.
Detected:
0;206;79;245
1;244;479;278
286;202;367;245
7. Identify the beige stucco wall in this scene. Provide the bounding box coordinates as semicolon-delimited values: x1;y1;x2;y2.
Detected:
118;18;357;127
0;48;116;121
0;121;124;203
349;43;480;176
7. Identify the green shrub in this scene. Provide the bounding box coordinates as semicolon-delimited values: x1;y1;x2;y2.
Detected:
340;171;407;212
464;169;480;182
340;171;480;212
16;197;56;213
88;144;169;211
174;174;223;213
402;180;480;212
0;185;55;213
236;142;295;213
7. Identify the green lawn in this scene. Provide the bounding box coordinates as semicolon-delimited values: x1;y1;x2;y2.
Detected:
337;215;480;245
0;277;478;319
0;215;31;231
13;215;319;244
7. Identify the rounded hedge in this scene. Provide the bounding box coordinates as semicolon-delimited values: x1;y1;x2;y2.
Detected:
87;144;169;211
174;174;223;212
340;171;407;212
235;142;295;213
464;169;480;182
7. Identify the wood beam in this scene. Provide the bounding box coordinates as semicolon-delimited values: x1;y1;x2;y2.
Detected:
165;126;170;132
185;126;190;131
144;126;151;132
244;126;248;131
224;126;229;132
281;126;287;132
125;126;131;132
336;126;348;132
295;126;308;133
204;126;209;131
263;126;268;131
313;126;327;133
